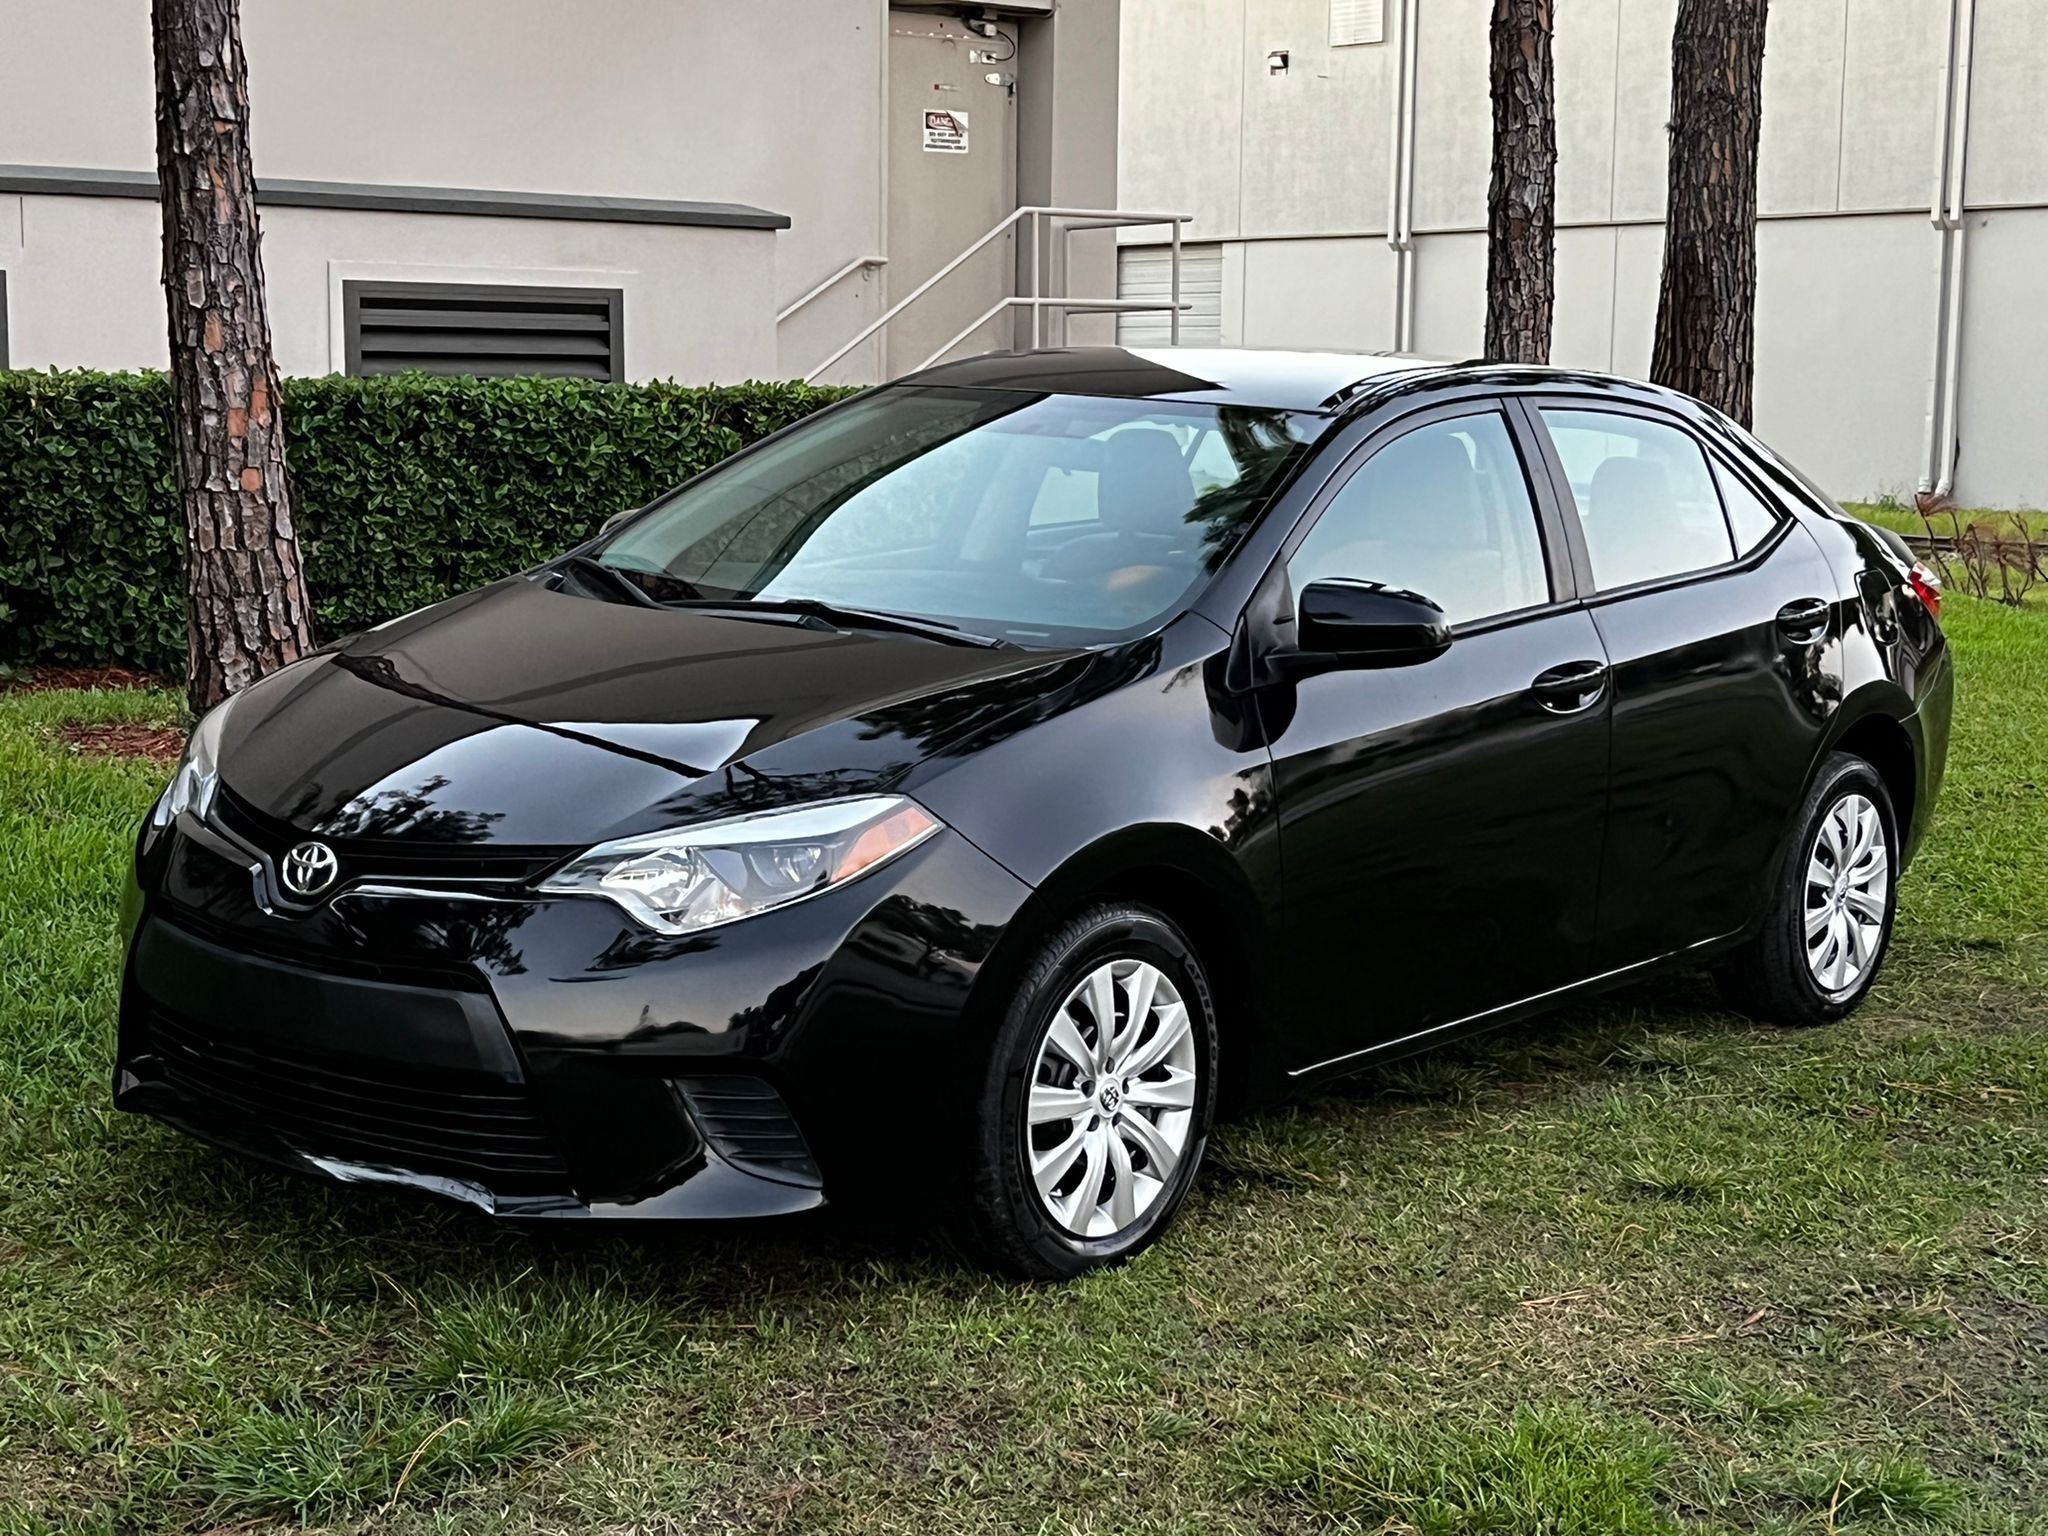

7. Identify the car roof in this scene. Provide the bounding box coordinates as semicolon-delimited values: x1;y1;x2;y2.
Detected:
898;347;1451;414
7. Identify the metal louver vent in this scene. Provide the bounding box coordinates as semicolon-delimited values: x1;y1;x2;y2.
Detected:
1330;0;1385;46
342;280;623;381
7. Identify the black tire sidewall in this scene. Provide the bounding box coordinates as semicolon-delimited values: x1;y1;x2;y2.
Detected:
1781;755;1900;1019
971;904;1218;1279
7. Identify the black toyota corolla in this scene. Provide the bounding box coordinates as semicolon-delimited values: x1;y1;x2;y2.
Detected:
117;348;1953;1277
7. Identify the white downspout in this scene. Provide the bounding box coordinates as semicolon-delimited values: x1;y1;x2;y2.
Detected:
1917;0;1959;496
1399;0;1420;352
1385;0;1410;350
1385;0;1419;352
1933;0;1977;500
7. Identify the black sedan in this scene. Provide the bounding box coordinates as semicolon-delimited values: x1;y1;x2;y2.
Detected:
117;348;1953;1278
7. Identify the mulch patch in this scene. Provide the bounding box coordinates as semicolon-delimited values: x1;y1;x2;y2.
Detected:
56;722;186;764
3;664;169;694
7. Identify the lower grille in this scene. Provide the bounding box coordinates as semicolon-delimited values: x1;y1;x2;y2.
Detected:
674;1076;821;1187
145;1005;569;1194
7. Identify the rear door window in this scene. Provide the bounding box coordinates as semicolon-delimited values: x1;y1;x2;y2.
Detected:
1540;409;1735;590
1713;460;1784;554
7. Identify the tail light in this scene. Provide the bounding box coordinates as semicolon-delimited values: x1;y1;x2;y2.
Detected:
1908;561;1943;622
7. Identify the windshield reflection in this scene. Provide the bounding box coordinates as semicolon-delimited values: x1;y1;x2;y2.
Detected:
594;387;1319;646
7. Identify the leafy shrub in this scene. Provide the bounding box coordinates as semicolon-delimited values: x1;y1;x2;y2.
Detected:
0;369;853;675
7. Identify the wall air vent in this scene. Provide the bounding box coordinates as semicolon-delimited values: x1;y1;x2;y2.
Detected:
342;280;623;381
1330;0;1386;46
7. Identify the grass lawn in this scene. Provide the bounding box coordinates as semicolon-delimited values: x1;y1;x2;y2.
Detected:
3;599;2046;1535
1845;499;2048;546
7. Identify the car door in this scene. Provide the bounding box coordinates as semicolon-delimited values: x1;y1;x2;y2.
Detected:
1256;402;1613;1073
1525;400;1843;973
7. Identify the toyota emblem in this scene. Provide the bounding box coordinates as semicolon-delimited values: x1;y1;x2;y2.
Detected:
280;841;340;898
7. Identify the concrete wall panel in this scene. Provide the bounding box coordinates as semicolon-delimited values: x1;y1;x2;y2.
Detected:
1554;0;1620;227
1551;224;1618;371
0;0;887;313
1608;224;1665;380
1753;213;1935;501
1120;0;1246;241
1952;207;2048;507
6;200;165;374
1239;0;1398;237
1759;0;1847;216
1611;0;1678;223
9;195;779;384
1841;0;1947;212
1962;0;2048;210
1408;230;1485;358
1409;0;1491;234
1238;237;1399;351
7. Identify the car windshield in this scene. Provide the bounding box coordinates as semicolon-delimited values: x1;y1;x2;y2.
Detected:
592;386;1322;645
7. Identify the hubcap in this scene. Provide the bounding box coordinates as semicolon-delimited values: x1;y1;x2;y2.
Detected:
1026;958;1198;1238
1804;792;1890;995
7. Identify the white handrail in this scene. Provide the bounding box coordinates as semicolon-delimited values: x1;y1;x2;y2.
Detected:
913;296;1193;376
777;256;887;325
805;206;1192;382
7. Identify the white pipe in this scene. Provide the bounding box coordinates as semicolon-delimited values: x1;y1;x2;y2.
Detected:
1385;0;1405;257
1399;0;1420;352
1385;0;1419;351
876;0;891;377
1170;217;1182;345
1918;0;1959;494
1934;0;1978;500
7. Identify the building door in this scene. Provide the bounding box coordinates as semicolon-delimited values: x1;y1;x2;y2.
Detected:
887;8;1018;377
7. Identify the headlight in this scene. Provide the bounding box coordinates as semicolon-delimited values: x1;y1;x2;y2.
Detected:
149;696;233;830
538;795;941;935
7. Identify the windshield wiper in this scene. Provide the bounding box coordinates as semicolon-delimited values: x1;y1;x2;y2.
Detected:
665;597;1012;649
553;554;662;608
553;554;709;606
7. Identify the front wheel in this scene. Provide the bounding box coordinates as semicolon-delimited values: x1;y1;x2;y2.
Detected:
1716;752;1899;1027
963;903;1218;1280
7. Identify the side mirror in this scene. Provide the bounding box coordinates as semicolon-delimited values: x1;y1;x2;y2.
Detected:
1291;578;1452;670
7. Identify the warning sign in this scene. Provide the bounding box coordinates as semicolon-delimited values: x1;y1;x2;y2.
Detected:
922;109;970;153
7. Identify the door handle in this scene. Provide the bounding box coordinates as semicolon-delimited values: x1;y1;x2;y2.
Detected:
1776;597;1831;644
1531;659;1609;714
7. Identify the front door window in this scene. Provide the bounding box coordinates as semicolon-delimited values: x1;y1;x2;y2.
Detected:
1287;411;1550;624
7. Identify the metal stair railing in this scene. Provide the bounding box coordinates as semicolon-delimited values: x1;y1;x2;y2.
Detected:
802;206;1193;383
776;256;888;326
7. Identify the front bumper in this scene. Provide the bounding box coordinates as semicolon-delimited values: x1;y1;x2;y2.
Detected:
115;803;1032;1219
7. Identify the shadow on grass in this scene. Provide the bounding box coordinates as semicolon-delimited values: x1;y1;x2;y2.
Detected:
73;963;1766;1301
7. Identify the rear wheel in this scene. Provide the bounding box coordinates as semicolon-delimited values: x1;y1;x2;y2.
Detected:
1717;753;1899;1026
963;903;1218;1279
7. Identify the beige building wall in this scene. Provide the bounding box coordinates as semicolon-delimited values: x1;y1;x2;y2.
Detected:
0;0;893;384
1118;0;2047;508
1;0;1124;389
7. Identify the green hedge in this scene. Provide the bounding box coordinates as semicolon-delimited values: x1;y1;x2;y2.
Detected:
0;370;853;676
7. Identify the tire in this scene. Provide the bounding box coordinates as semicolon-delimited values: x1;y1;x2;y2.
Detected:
962;903;1219;1280
1716;752;1900;1027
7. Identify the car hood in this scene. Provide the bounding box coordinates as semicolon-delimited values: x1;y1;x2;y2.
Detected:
216;578;1089;847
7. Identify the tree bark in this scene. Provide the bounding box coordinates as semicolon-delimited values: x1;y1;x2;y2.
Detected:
1650;0;1770;426
153;0;312;714
1483;0;1557;365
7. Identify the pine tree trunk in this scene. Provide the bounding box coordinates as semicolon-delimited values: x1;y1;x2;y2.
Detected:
152;0;312;714
1650;0;1770;427
1483;0;1557;365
